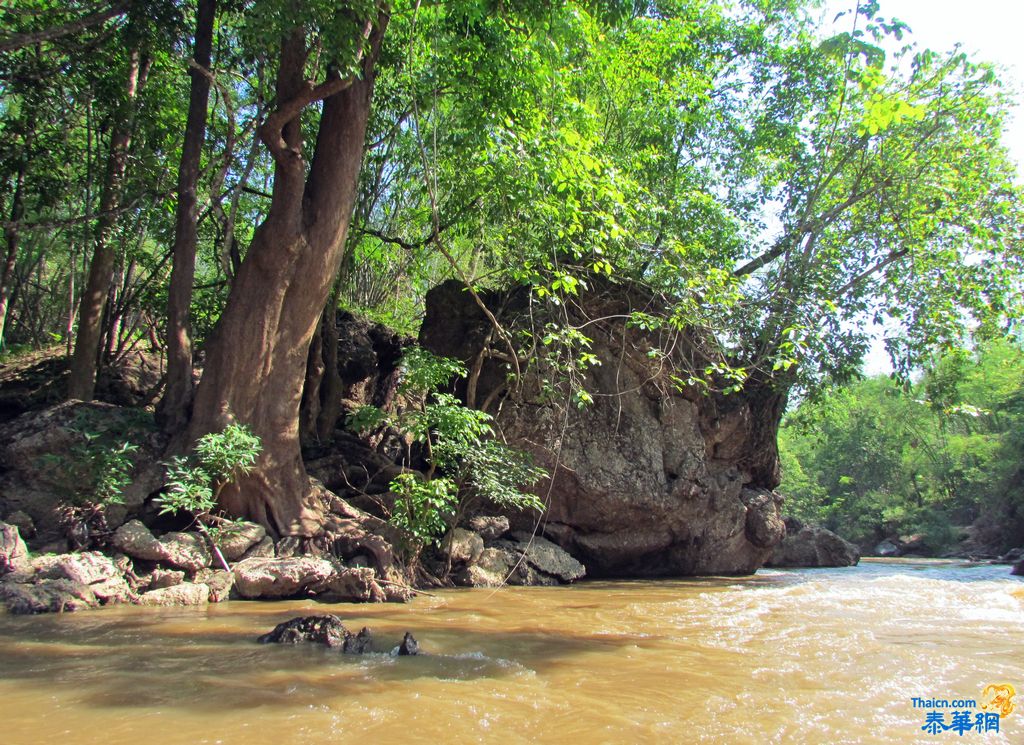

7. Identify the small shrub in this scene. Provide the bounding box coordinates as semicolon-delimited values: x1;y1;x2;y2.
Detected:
158;424;261;522
388;472;459;547
349;348;547;553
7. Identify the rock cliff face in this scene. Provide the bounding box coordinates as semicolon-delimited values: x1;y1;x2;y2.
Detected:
420;279;786;577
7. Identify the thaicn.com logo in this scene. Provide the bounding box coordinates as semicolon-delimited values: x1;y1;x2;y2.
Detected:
912;683;1016;735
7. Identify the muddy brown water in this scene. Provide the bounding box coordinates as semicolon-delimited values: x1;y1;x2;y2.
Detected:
1;559;1022;744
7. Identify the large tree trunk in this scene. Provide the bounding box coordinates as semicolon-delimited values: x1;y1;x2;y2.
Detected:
186;17;388;538
157;0;216;432
67;46;144;401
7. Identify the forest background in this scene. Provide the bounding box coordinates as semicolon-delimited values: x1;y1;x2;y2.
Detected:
0;0;1021;553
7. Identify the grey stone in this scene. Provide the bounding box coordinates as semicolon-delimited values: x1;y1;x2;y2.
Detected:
875;539;900;557
111;520;166;562
443;528;484;565
454;536;586;587
0;521;31;575
214;521;267;562
231;556;337;599
137;582;210;606
32;551;131;604
767;525;860;568
158;532;211;572
147;568;185;590
1;578;98;614
509;532;586;582
239;535;275;560
193;568;233;602
467;515;510;541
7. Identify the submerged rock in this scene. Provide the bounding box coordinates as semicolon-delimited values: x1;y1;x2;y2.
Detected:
397;632;419;656
766;521;860;568
258;614;374;654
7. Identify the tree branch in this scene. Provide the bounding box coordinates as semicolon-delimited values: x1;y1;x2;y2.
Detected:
257;18;377;164
0;1;130;53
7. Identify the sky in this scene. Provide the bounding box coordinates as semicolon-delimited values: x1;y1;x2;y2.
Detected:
819;0;1024;375
821;0;1024;174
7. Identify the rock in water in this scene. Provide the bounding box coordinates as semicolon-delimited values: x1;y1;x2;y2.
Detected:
258;615;374;654
766;521;860;568
397;632;419;656
345;627;374;655
874;539;900;557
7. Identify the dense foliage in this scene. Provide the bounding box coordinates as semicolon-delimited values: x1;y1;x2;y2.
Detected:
779;338;1024;552
0;0;1021;543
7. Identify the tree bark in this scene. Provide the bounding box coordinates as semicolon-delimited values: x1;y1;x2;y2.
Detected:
186;15;388;537
67;46;143;401
315;288;345;442
0;156;28;348
157;0;216;432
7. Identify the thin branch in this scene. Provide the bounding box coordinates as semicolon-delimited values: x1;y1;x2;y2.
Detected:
0;1;130;53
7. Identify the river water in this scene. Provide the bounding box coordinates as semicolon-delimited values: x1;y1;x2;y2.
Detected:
0;559;1021;744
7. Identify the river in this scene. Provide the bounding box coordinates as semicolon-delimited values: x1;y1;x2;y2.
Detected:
0;559;1021;744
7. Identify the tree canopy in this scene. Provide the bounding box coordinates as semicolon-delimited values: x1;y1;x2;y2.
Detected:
0;0;1020;537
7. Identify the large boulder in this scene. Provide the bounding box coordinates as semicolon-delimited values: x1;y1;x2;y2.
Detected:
231;556;338;599
137;582;210;606
111;521;211;572
766;521;860;568
454;532;586;587
0;402;161;544
214;521;266;562
443;528;485;566
32;551;131;603
420;279;787;577
157;532;212;572
1;578;99;614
